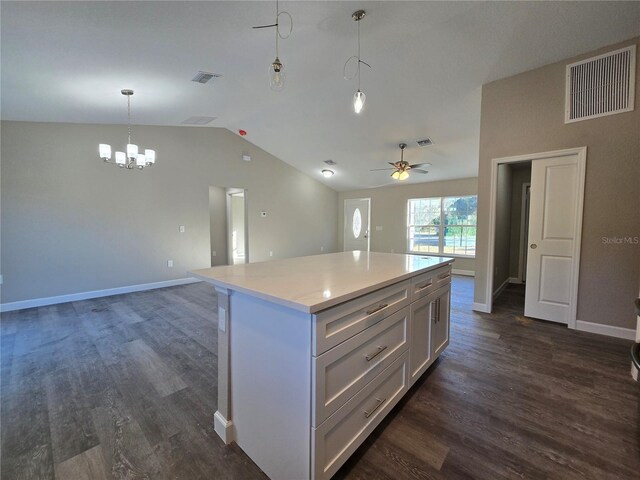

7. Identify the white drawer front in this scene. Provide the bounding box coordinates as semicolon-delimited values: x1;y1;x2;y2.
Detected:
410;264;452;301
312;351;409;480
313;307;409;426
313;280;410;356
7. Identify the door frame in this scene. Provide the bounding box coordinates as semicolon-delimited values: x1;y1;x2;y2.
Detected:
226;188;249;264
484;147;586;329
343;198;371;251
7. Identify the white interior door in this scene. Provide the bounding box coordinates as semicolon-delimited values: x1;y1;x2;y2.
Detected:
524;153;584;324
344;198;370;251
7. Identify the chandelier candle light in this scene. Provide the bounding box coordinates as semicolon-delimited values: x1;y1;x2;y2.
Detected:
99;89;156;170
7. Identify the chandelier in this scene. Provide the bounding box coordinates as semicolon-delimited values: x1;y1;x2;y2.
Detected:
99;89;156;169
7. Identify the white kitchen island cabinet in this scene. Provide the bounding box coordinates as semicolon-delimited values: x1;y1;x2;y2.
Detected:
190;251;453;480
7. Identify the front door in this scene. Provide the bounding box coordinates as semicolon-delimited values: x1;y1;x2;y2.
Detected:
344;198;370;251
524;153;584;324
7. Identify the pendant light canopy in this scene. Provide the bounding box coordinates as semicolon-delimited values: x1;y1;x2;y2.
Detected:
254;0;293;91
99;90;156;170
344;10;370;114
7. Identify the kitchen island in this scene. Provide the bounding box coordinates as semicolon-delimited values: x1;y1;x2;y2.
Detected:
190;251;454;480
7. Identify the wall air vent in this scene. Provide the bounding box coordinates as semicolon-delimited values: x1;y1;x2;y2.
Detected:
191;71;222;84
565;45;636;123
417;138;433;147
181;116;217;125
324;159;337;165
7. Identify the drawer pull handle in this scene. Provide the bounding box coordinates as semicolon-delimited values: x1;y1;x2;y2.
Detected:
365;345;387;362
416;280;433;291
438;273;451;280
365;303;388;316
364;397;386;418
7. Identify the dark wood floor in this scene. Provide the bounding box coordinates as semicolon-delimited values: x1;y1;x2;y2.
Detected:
1;277;638;479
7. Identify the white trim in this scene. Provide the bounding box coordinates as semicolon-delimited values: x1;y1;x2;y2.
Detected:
0;277;201;312
452;269;475;277
509;277;522;284
214;411;235;444
575;320;636;340
472;302;490;313
485;146;587;331
492;277;510;300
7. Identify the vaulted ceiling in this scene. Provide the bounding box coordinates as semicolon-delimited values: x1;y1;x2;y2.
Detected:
2;1;638;190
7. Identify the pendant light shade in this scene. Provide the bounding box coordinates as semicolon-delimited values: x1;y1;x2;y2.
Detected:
391;171;400;180
353;90;366;114
269;57;286;91
99;144;111;160
399;171;409;181
127;143;138;160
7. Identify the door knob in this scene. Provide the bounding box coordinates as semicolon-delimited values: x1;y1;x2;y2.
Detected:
530;244;537;249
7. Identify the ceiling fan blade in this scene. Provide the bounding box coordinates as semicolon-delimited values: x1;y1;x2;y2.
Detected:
388;162;397;167
409;163;432;168
252;23;278;29
412;169;429;174
370;168;394;172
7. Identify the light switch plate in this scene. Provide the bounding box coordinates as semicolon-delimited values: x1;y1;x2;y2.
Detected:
179;225;185;233
167;260;174;268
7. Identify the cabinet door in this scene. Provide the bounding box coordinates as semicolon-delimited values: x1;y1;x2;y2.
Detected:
431;284;450;359
409;292;435;386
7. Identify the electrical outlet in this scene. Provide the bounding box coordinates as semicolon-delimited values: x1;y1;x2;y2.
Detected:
269;251;273;257
179;225;185;233
167;260;174;268
212;251;216;257
320;246;324;252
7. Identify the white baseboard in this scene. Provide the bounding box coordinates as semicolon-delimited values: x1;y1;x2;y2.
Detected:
472;302;491;313
0;277;201;313
575;320;636;340
492;277;510;300
509;277;522;284
214;411;235;445
452;269;475;277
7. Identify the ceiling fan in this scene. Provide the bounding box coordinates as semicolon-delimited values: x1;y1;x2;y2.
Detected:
370;143;431;181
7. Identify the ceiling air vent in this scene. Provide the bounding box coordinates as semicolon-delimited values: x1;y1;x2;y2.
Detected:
565;45;636;123
191;71;222;84
324;159;337;165
181;116;216;125
417;138;433;147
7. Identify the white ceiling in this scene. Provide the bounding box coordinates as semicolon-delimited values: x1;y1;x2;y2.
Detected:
2;1;639;191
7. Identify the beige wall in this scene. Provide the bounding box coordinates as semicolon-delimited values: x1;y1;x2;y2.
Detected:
475;37;640;329
208;186;228;266
339;178;478;273
508;164;531;280
493;164;513;292
1;121;338;304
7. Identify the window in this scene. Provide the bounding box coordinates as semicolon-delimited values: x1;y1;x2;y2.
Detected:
408;196;477;257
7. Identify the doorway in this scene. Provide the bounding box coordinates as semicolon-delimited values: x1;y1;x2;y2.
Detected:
343;198;370;251
485;147;586;328
208;186;249;266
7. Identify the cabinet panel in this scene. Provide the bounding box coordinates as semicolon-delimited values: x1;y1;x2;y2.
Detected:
313;280;410;356
431;284;450;359
313;307;409;426
312;352;409;480
409;292;434;386
410;265;451;301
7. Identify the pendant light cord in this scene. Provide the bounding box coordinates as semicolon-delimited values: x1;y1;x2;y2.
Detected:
275;0;279;58
357;19;361;90
127;94;132;144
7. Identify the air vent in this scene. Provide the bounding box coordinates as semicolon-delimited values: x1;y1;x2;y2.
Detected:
191;71;222;84
417;138;433;147
324;159;337;165
565;45;636;123
181;116;216;125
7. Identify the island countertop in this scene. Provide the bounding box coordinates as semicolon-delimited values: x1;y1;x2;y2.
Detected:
190;251;453;314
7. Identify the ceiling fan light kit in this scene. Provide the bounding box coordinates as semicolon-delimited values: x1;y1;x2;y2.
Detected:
370;143;431;181
99;89;156;170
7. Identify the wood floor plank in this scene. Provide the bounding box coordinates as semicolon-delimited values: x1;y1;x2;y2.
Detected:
124;339;187;397
54;444;109;480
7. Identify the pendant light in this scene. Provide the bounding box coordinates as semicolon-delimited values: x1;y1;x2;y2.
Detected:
99;89;156;170
344;10;370;114
254;0;293;91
